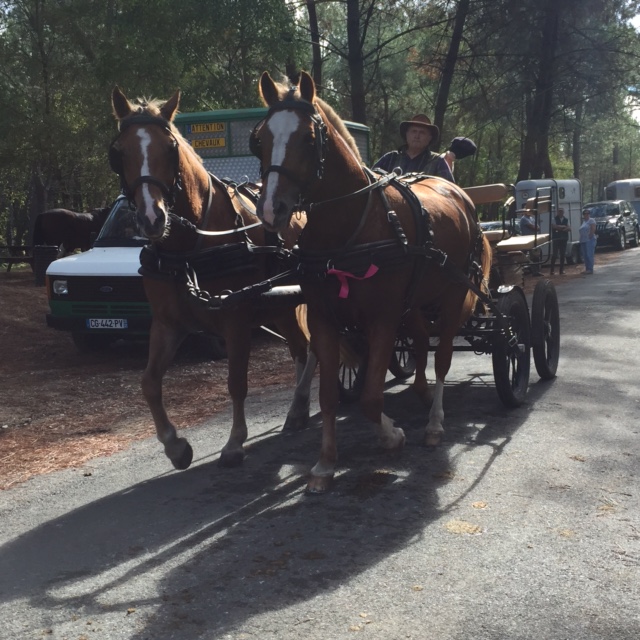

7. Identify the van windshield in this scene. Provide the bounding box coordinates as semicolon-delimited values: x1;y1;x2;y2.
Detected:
94;199;148;247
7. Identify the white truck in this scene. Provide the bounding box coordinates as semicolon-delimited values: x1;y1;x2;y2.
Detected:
45;196;152;351
514;178;583;264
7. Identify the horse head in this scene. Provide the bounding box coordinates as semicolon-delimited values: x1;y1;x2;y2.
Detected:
110;86;182;241
254;71;330;233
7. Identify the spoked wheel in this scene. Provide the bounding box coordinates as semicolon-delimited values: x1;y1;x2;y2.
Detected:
616;229;626;251
631;226;639;248
531;279;560;379
388;334;416;379
338;333;367;403
491;288;531;407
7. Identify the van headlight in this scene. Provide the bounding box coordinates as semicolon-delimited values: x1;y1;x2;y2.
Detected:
52;279;69;295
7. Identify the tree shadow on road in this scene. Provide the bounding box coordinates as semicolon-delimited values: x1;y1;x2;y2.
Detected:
0;369;539;638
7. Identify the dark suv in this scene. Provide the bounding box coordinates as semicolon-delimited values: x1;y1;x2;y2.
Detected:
583;200;639;250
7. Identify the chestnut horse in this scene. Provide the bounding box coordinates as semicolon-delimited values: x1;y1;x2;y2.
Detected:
33;206;111;256
254;71;492;493
110;86;313;470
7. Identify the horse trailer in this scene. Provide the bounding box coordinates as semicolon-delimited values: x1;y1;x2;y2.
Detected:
604;179;640;216
514;179;583;264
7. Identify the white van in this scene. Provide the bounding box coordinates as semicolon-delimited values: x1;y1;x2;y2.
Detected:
514;179;583;263
45;196;151;351
604;179;640;216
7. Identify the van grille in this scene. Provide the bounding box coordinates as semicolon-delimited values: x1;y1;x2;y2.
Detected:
61;276;147;303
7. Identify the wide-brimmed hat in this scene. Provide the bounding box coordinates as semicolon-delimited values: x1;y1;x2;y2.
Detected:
399;114;439;142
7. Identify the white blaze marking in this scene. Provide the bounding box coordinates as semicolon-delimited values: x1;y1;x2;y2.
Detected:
262;111;300;224
136;129;157;223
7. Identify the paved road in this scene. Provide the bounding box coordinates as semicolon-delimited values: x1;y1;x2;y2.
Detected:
1;252;640;640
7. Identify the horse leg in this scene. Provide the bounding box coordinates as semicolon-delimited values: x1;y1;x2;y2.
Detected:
425;322;458;448
403;309;432;405
218;320;252;467
307;317;341;494
276;310;315;431
142;323;192;469
284;350;317;430
359;324;405;451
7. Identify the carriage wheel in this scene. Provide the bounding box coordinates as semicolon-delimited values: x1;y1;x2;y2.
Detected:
491;289;531;407
531;279;560;380
338;333;367;403
388;334;416;379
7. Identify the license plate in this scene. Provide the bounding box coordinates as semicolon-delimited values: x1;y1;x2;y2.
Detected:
87;318;128;329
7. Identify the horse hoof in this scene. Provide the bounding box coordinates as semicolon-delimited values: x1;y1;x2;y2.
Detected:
168;438;193;470
218;448;246;468
424;432;443;448
283;413;309;431
305;474;333;495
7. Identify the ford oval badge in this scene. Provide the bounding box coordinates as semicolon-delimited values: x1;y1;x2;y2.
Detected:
100;285;114;293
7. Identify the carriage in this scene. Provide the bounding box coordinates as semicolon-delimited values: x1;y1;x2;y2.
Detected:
335;182;560;408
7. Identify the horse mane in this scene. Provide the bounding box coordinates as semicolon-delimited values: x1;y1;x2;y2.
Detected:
266;79;362;163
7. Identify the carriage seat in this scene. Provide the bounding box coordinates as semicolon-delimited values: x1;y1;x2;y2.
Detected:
483;229;511;244
464;183;511;205
495;233;550;252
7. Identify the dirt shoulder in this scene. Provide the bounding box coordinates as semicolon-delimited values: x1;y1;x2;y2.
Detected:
0;268;295;489
0;250;619;490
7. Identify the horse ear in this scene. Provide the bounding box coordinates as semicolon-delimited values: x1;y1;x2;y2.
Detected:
299;71;316;104
112;86;133;120
259;72;279;107
160;90;181;122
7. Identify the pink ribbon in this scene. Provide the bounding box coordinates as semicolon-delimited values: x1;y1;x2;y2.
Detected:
326;264;379;298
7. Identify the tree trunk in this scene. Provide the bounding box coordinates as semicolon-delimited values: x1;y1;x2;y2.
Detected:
306;1;323;93
517;2;559;180
433;0;470;149
346;0;367;123
572;99;583;179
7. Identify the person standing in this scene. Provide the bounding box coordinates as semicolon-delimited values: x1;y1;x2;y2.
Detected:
550;208;570;275
519;210;539;235
579;208;597;274
373;114;476;182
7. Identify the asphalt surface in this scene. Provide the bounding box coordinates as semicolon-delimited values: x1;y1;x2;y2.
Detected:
1;251;639;640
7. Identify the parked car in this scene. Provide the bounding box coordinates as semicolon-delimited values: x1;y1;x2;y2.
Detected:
479;220;521;235
582;200;640;250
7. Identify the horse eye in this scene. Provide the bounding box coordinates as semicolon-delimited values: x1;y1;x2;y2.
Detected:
305;132;315;146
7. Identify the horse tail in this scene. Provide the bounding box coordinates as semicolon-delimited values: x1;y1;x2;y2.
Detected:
461;230;493;323
295;302;357;366
295;303;310;341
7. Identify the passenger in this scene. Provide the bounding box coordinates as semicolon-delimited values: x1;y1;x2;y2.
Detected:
550;207;570;275
519;210;539;235
373;114;476;182
579;208;597;274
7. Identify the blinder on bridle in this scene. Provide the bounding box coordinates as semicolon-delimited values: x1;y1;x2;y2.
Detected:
109;114;182;206
249;88;328;187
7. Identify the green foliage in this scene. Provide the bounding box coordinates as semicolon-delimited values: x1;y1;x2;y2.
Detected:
0;0;640;244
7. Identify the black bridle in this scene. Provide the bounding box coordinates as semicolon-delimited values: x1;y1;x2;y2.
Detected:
108;114;183;207
250;90;328;188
